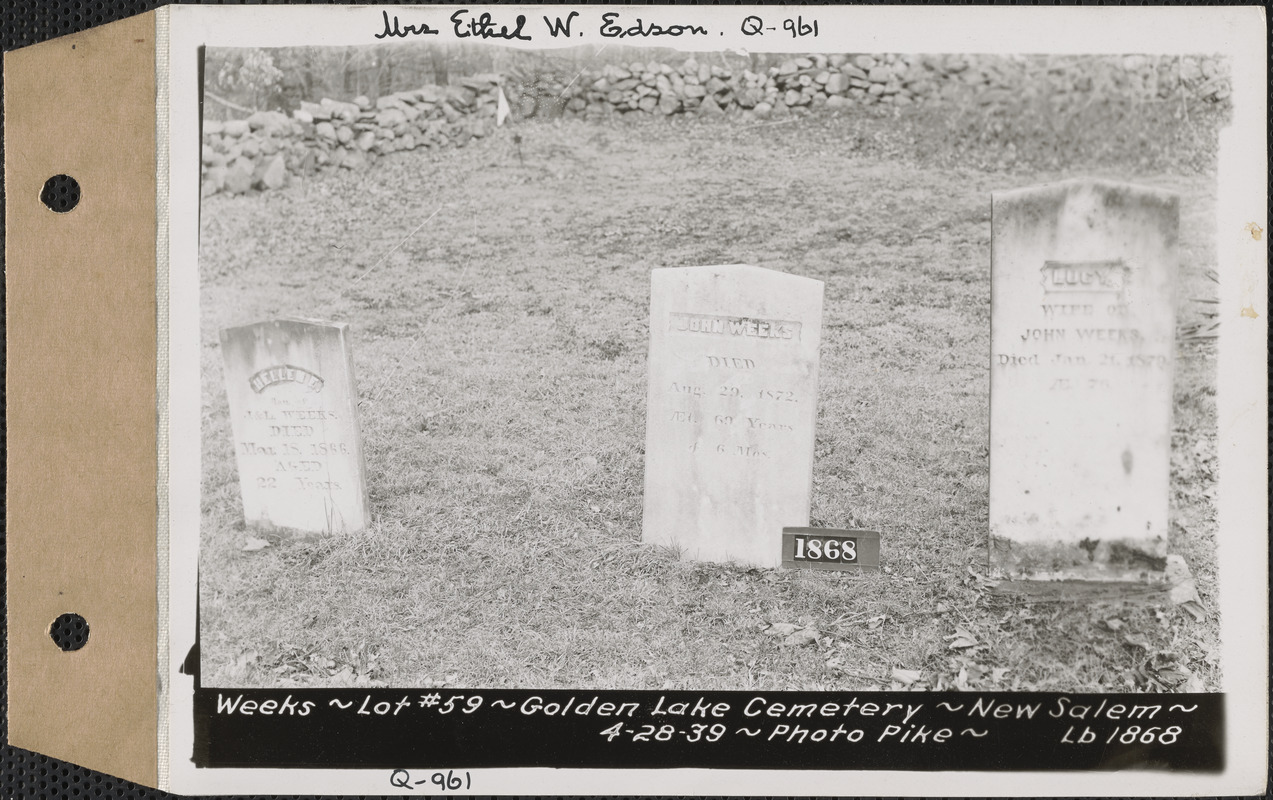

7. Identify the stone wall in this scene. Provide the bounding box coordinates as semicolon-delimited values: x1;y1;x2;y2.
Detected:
202;75;502;197
202;54;1230;197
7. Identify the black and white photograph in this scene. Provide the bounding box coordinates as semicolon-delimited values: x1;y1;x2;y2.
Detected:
3;4;1265;796
156;4;1266;793
197;38;1228;693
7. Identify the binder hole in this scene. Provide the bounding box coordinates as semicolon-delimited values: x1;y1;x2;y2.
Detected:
40;174;80;213
49;613;89;651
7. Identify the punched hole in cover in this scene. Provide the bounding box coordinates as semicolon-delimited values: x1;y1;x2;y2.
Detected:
49;612;89;651
40;174;80;213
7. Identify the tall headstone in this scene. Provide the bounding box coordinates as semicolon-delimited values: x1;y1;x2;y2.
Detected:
219;318;370;536
642;265;823;568
989;179;1179;581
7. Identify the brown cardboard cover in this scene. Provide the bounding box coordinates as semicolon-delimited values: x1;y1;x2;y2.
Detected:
4;11;159;787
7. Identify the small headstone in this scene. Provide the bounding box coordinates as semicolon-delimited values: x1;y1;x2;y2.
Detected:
642;265;823;568
989;179;1179;581
219;318;369;536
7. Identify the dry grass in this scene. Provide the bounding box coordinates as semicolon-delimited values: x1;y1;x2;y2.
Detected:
198;110;1221;692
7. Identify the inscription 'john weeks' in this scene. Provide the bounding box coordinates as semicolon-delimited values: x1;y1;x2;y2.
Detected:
669;312;801;341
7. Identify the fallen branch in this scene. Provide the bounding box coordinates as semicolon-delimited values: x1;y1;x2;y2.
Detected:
205;90;255;115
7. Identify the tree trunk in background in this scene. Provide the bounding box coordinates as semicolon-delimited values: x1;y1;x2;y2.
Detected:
432;49;449;86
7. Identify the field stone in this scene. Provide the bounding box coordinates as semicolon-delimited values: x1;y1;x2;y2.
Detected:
868;65;892;83
989;179;1179;583
825;73;849;94
337;126;354;144
854;55;876;70
642;265;824;569
340;150;367;170
202;165;227;196
315;121;337;142
753;101;773;120
697;95;724;116
376;107;407;127
260;154;287;190
224;160;254;195
736;87;764;108
223;119;250;137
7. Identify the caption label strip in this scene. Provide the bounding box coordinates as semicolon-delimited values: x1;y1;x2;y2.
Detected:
193;689;1223;771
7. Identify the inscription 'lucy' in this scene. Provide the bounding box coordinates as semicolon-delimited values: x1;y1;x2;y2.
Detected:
1040;260;1128;295
669;312;800;341
249;364;325;394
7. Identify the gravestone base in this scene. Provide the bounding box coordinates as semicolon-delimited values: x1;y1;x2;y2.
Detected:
989;535;1168;584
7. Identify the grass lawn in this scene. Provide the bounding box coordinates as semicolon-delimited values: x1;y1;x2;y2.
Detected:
198;108;1222;692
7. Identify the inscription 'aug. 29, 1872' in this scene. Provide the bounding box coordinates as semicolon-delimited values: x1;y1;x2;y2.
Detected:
219;318;370;536
989;179;1179;581
643;265;824;569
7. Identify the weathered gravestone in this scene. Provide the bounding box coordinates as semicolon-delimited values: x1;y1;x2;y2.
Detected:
642;265;823;568
989;179;1179;581
219;318;369;536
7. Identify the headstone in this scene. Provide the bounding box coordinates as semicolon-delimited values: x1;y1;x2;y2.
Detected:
219;318;369;536
642;265;823;568
989;179;1179;581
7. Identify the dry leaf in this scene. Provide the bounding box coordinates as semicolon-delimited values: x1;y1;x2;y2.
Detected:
242;536;270;552
1122;633;1152;650
1104;618;1125;631
782;627;820;648
1178;601;1205;623
945;627;979;649
764;622;801;637
891;667;922;685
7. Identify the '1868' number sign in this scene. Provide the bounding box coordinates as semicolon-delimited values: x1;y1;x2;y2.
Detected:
781;528;880;572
